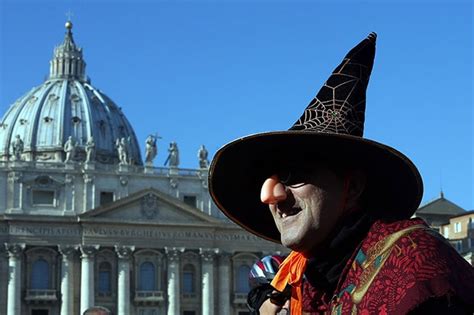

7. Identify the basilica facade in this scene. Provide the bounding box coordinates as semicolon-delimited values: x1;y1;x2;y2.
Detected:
0;21;285;315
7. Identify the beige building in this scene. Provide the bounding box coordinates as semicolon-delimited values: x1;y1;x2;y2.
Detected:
414;193;473;265
440;211;474;265
0;21;285;315
413;192;465;231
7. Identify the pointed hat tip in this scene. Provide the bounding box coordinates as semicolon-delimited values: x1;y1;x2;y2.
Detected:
368;32;377;42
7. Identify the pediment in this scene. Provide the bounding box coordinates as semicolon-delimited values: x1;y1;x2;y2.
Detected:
80;188;220;225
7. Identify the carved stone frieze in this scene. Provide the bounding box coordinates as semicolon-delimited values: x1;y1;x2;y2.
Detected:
141;193;159;219
169;177;178;189
35;153;54;161
119;175;128;186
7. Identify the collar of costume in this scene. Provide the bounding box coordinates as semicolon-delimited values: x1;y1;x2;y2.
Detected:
271;210;374;314
304;210;374;295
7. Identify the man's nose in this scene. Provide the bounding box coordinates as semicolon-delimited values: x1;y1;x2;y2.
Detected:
260;175;288;204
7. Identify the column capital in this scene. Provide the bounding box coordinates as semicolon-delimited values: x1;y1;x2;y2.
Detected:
5;243;25;258
65;174;75;184
199;248;219;262
7;171;22;183
218;251;232;264
58;245;79;259
115;245;135;260
80;245;99;258
165;247;185;262
83;174;95;184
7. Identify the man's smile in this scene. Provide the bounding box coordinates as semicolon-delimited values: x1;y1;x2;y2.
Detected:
276;206;302;219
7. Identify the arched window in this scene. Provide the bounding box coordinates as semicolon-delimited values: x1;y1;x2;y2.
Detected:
182;264;195;293
98;262;112;294
31;259;50;289
237;265;251;293
139;262;156;291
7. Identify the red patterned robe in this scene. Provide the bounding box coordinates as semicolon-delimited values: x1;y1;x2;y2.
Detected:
302;218;474;314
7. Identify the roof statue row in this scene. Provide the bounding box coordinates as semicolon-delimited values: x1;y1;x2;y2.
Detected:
10;133;209;169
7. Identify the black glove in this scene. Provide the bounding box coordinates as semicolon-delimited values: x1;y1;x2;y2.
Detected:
247;283;275;314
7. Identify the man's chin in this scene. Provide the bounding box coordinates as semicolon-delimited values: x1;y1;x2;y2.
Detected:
281;235;322;257
281;236;307;252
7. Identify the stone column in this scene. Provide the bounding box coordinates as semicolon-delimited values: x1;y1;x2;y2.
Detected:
0;246;8;315
64;174;75;213
218;252;232;315
80;245;99;314
200;248;218;315
165;247;184;315
5;243;25;315
115;245;135;315
83;174;95;212
59;245;78;315
7;172;23;211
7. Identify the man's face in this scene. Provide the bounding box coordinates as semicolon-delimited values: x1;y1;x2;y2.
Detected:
261;164;347;255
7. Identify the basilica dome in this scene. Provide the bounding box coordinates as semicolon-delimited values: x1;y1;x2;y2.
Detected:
0;21;142;165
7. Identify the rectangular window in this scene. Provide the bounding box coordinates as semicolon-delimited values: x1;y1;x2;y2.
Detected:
183;311;196;315
183;271;194;293
98;271;111;294
443;226;449;238
32;190;55;206
100;192;114;206
138;309;158;315
183;195;197;208
454;222;462;233
455;240;463;252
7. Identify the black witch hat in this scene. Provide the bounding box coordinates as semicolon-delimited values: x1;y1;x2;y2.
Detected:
209;33;423;243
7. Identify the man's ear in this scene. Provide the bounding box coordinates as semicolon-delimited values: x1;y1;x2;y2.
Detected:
345;169;367;209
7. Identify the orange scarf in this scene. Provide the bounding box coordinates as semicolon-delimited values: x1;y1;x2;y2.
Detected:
271;251;308;314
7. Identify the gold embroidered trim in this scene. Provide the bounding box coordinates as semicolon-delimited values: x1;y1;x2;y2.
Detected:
351;224;425;304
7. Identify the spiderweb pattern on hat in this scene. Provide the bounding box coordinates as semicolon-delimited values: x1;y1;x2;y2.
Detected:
290;33;376;137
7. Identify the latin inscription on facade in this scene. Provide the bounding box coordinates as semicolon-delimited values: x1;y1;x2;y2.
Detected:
0;224;262;242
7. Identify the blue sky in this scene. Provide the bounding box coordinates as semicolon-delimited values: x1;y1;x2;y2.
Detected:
0;0;472;210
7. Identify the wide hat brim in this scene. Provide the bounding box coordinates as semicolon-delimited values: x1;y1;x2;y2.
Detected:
209;131;423;243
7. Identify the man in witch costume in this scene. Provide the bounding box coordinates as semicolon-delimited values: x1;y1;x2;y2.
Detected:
209;33;474;314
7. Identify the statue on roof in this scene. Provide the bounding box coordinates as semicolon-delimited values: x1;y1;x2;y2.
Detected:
116;137;130;165
11;135;24;161
198;144;209;169
164;141;179;168
85;136;95;163
145;134;161;165
63;136;77;163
